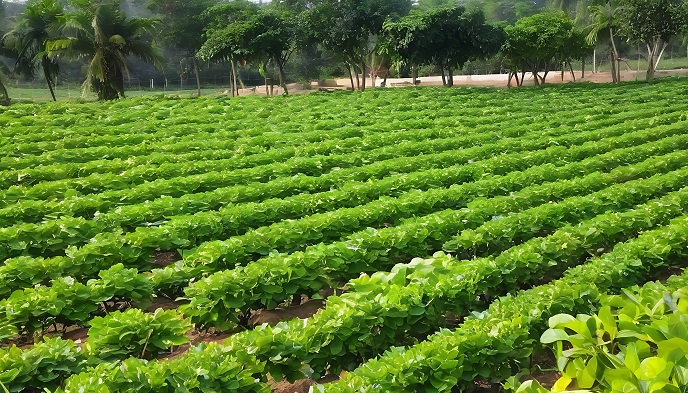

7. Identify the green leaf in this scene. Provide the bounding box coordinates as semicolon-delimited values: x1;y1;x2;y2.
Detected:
541;328;569;344
636;357;670;381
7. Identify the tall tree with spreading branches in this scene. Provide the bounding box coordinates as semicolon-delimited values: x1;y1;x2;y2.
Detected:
618;0;688;82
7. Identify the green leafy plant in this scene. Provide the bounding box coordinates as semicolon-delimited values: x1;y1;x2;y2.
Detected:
87;308;191;360
530;281;688;392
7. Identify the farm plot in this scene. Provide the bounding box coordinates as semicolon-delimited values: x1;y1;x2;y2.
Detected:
1;80;688;393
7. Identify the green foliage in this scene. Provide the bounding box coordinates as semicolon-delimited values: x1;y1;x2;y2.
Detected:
618;0;688;81
147;0;214;56
3;0;63;101
200;7;301;92
305;0;412;90
0;82;688;392
0;337;88;392
524;281;688;392
382;6;504;84
87;308;190;360
179;129;688;330
0;264;153;341
503;12;589;85
46;0;163;100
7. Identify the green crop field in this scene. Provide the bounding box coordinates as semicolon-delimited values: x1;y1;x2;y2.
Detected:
1;79;688;392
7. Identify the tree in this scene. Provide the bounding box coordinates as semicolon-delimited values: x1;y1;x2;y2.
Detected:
47;0;163;100
199;0;258;96
201;7;301;96
585;2;622;83
429;7;504;86
247;10;301;95
381;11;431;84
305;0;412;91
618;0;688;82
147;0;216;97
3;0;63;101
502;12;578;85
382;6;504;87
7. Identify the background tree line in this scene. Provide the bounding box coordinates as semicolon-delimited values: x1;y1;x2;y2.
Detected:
1;0;687;103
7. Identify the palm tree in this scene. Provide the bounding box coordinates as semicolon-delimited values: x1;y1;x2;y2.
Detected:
3;0;63;101
48;1;163;100
586;2;621;83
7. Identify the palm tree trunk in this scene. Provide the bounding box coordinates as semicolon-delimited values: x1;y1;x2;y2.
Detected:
41;58;57;101
44;69;57;101
609;51;617;83
192;56;201;97
609;27;620;83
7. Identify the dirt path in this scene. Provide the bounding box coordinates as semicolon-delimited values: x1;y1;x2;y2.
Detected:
230;69;687;96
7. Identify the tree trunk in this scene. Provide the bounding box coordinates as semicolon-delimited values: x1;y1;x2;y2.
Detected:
568;62;576;82
192;57;202;97
354;64;360;90
347;65;355;90
581;59;585;79
230;61;237;97
232;60;239;96
278;61;288;95
609;27;620;83
609;51;618;83
646;41;657;83
447;67;454;87
382;71;388;87
654;40;668;70
360;60;366;92
440;63;446;86
0;81;9;106
262;63;269;96
237;70;246;90
44;67;57;102
411;65;418;85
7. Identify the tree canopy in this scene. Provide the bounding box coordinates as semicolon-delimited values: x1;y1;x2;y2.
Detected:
618;0;688;82
383;6;504;86
305;0;412;91
503;12;589;85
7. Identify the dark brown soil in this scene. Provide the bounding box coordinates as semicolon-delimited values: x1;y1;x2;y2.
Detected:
151;250;182;267
250;299;326;327
157;328;232;360
270;374;341;393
